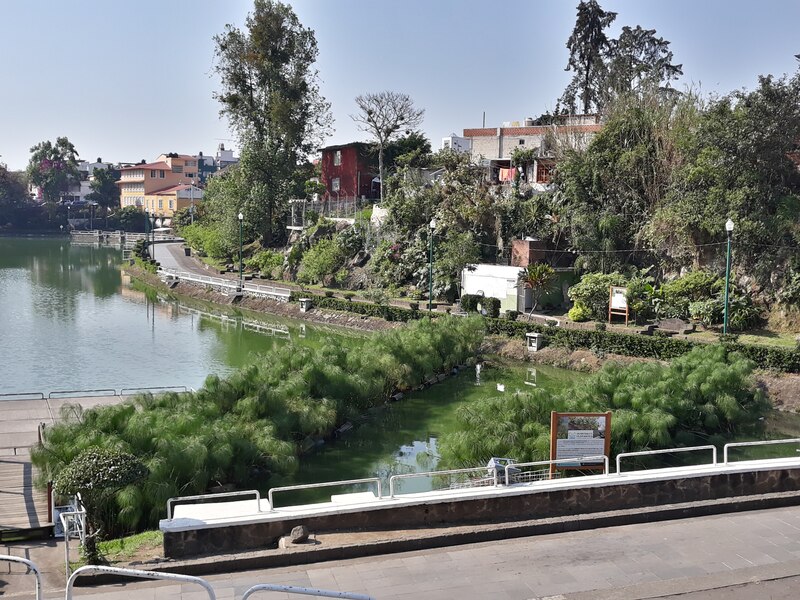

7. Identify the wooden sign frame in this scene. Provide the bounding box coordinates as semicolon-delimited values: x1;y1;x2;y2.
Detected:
549;411;612;477
608;286;629;325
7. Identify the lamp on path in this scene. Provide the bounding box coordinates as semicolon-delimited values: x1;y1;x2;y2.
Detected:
238;212;244;287
428;218;436;311
723;218;734;335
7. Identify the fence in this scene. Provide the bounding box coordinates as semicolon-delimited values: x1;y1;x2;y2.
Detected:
159;267;291;302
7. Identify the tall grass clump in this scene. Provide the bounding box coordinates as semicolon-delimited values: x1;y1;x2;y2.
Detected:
31;316;483;536
439;345;769;469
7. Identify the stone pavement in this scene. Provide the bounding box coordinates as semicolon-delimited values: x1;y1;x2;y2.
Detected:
3;505;800;599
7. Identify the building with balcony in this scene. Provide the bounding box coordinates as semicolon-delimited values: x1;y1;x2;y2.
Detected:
118;153;202;217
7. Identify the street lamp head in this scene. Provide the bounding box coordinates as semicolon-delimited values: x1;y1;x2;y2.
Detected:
725;218;734;233
429;218;436;230
238;212;244;221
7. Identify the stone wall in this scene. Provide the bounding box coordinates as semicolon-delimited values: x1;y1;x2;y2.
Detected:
163;466;800;559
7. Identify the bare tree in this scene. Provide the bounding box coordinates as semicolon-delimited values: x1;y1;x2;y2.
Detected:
351;91;424;203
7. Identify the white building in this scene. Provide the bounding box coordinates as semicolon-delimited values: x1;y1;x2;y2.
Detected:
441;133;471;153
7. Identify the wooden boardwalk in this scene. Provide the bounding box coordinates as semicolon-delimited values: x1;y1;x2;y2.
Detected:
0;395;122;534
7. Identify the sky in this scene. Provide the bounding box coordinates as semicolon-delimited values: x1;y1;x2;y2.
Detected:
1;0;799;171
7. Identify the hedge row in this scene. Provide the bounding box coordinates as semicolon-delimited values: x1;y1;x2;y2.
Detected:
484;317;800;372
292;293;419;322
288;293;800;373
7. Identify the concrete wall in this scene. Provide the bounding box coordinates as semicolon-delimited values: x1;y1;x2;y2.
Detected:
163;466;800;559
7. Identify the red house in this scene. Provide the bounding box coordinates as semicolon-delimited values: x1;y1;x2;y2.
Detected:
320;142;378;200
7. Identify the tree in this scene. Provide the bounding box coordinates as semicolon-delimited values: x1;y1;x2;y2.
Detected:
352;91;425;203
26;137;80;203
54;448;147;564
561;1;617;114
213;0;331;245
604;26;682;102
517;263;556;315
86;168;120;211
0;166;28;226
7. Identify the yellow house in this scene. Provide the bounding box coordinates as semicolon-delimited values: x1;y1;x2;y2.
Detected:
118;153;203;218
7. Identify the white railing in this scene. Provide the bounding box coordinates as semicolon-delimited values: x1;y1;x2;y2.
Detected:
66;565;216;599
616;445;718;474
167;489;262;519
242;584;374;599
723;438;800;464
0;555;41;600
268;478;383;511
60;509;86;577
160;267;291;301
0;386;189;401
505;456;610;484
389;466;499;498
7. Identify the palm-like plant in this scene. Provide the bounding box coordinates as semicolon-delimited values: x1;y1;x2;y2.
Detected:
517;263;557;317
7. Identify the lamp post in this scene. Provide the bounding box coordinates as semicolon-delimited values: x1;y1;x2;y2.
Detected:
723;218;734;335
238;212;244;287
428;218;436;311
190;180;195;225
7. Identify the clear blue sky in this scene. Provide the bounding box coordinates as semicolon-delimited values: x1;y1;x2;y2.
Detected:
1;0;798;171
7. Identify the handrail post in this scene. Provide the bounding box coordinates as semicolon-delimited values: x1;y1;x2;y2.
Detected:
0;555;41;600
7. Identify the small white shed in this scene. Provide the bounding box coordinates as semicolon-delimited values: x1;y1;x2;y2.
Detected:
461;264;525;314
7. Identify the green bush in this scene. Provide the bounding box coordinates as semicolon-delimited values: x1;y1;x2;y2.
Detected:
506;310;520;321
247;250;284;275
459;294;481;312
659;271;723;319
568;301;592;322
181;223;229;260
568;272;627;321
483;297;501;318
297;238;345;285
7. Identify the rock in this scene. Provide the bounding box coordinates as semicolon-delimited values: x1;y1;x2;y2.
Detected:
656;317;695;335
290;525;310;544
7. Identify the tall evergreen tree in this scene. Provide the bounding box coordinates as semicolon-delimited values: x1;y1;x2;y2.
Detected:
213;0;332;245
561;1;617;114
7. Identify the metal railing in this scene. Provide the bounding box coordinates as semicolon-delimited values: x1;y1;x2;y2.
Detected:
161;267;291;301
0;391;45;400
268;478;382;511
167;489;262;520
723;438;800;464
389;466;498;499
59;509;86;576
0;555;41;600
119;385;188;396
505;456;610;484
242;584;374;599
48;388;117;399
616;445;718;474
66;565;216;599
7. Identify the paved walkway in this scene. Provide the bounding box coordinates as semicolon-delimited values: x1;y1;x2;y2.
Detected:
3;505;800;599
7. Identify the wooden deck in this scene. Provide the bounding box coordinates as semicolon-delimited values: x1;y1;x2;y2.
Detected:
0;395;122;535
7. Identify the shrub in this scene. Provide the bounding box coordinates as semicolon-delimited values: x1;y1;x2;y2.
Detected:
568;301;592;322
728;294;762;331
506;310;520;321
297;238;345;285
595;322;607;331
247;250;284;274
344;292;355;301
483;297;501;319
324;290;335;298
409;302;420;311
460;293;481;312
689;298;723;326
659;271;723;319
568;272;628;321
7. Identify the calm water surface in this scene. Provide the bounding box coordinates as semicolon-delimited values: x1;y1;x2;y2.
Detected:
0;236;345;394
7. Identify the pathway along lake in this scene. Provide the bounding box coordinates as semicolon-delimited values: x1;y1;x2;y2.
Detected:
0;236;580;493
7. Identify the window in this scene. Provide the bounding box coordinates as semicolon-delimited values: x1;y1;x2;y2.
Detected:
536;162;554;184
185;173;194;178
172;166;183;174
186;160;196;167
159;170;165;178
331;177;340;192
158;199;163;209
169;199;174;209
333;150;341;166
150;170;157;178
518;139;525;145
